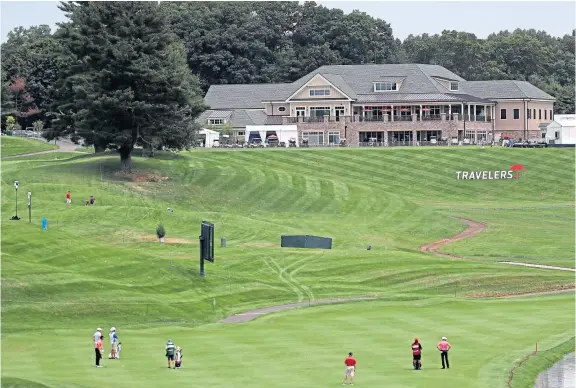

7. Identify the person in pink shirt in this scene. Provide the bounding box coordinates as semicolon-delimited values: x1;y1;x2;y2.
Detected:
437;336;451;369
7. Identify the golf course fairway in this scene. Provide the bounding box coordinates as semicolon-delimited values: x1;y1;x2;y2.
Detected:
1;146;574;387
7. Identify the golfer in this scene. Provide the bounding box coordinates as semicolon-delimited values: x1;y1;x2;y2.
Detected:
412;338;422;370
95;334;104;367
343;352;356;385
165;339;176;369
93;327;102;344
66;191;71;208
437;336;451;369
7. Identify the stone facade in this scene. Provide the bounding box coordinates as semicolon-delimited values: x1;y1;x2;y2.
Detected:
285;115;494;145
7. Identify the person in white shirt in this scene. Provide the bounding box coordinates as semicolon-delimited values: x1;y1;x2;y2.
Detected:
93;328;102;344
109;327;119;359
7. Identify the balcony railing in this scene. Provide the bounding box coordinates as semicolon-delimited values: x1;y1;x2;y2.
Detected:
283;113;494;124
421;114;442;121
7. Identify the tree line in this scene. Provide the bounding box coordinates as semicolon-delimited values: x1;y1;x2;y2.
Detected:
1;1;573;167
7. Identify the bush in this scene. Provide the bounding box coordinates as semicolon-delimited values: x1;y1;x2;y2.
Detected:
156;224;166;238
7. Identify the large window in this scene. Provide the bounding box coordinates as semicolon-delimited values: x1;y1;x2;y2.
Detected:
544;110;547;120
550;110;553;121
513;109;520;120
208;119;224;125
539;109;542;119
309;107;331;117
476;131;488;141
449;82;459;91
527;109;531;119
296;107;306;117
328;131;340;144
302;131;324;145
310;89;330;96
533;109;536;119
374;82;398;91
500;109;507;120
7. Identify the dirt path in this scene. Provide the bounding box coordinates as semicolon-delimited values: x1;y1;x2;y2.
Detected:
419;216;487;258
220;297;376;323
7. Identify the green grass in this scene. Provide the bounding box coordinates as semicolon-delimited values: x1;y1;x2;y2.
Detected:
1;146;574;387
510;337;575;388
1;136;58;156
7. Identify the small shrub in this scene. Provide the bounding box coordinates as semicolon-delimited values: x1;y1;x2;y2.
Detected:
156;224;166;238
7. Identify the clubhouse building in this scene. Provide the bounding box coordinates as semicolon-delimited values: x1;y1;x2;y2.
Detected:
198;64;555;146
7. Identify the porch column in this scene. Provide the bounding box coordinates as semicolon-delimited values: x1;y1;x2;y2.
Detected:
419;105;423;121
467;104;471;121
461;103;464;120
448;105;452;115
484;105;488;121
473;105;477;121
390;105;394;122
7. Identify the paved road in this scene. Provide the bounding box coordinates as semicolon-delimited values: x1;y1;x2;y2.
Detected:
2;137;79;159
534;352;575;388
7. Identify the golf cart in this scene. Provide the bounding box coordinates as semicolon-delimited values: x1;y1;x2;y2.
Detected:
288;138;297;147
267;135;279;147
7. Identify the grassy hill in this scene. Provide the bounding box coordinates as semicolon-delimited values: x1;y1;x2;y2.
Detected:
1;147;574;387
1;136;58;156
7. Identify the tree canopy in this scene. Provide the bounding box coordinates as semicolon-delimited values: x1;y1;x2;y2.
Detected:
0;1;573;168
50;1;205;170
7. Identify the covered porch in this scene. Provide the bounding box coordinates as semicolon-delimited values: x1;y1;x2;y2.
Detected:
352;103;495;122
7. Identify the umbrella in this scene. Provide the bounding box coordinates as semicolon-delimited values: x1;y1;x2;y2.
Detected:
510;164;525;179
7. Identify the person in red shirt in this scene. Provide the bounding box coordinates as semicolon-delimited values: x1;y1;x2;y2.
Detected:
412;338;423;370
343;352;356;385
65;191;71;208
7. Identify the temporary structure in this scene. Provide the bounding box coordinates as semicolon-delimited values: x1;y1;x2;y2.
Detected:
245;125;298;146
199;128;220;148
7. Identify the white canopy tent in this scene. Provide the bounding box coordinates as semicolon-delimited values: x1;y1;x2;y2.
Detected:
245;125;298;146
199;128;220;148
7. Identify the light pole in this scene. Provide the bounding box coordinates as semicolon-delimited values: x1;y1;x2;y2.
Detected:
11;181;20;220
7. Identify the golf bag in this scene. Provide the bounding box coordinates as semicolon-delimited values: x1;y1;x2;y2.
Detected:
109;342;121;359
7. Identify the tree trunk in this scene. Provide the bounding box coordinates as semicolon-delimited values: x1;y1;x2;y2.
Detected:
119;145;133;172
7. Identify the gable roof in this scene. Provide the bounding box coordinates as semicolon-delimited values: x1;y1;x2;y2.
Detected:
201;64;555;113
459;80;555;100
552;114;576;127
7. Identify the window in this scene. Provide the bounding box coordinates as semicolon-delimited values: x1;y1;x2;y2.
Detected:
310;89;330;96
542;133;546;139
302;131;324;145
374;82;398;91
328;131;340;144
544;110;547;120
296;107;306;117
533;109;536;118
449;82;459;91
237;131;245;136
476;131;487;141
527;109;531;119
513;109;520;120
278;107;286;112
500;109;507;120
309;107;331;117
208;119;224;125
539;109;542;120
555;131;560;140
550;110;553;121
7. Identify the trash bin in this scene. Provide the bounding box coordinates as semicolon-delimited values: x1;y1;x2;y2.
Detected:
221;237;227;248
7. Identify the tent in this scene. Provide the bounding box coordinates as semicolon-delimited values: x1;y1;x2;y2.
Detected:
245;125;299;146
199;128;220;148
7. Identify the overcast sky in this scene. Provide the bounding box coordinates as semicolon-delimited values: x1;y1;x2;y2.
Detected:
1;1;575;43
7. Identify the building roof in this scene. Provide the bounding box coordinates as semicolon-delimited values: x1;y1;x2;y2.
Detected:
199;109;284;129
199;64;555;126
204;83;292;109
459;80;556;100
551;114;576;127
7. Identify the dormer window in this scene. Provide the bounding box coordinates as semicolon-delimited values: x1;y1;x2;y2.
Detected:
374;82;398;92
208;119;224;125
450;82;459;91
310;89;330;96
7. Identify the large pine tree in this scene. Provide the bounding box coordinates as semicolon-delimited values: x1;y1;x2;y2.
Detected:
52;1;205;170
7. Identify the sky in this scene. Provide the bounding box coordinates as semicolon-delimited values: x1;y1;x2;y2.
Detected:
1;0;575;43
